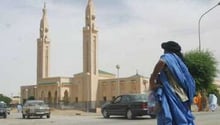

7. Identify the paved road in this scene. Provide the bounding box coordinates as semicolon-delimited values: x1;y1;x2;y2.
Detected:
1;108;220;125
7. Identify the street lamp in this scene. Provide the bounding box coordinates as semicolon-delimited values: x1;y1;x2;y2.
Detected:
116;64;120;95
34;86;37;99
198;2;220;51
25;88;28;99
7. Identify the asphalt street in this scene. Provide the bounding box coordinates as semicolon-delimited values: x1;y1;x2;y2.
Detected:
0;108;219;125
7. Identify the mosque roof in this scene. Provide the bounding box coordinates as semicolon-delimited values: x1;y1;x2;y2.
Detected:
98;70;115;76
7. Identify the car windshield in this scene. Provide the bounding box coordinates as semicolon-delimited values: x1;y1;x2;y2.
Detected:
0;103;6;108
129;94;147;101
25;101;45;106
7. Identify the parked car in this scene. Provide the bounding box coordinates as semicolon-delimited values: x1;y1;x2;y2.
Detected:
22;100;50;119
0;101;7;118
101;94;156;119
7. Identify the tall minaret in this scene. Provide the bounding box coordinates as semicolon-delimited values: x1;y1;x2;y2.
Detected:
82;0;99;110
37;3;50;82
83;0;98;75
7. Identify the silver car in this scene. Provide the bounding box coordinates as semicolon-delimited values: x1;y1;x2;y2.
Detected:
22;100;50;119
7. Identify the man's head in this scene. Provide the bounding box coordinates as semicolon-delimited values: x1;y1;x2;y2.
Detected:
161;41;185;62
161;41;181;53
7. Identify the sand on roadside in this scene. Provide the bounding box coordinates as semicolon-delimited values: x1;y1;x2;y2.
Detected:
50;109;100;116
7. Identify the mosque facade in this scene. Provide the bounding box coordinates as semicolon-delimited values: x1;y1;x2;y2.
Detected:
20;0;149;111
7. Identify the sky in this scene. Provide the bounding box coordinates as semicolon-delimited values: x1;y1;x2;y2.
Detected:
1;0;220;97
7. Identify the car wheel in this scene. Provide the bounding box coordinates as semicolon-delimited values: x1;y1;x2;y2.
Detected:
47;114;50;118
22;114;25;119
27;115;30;119
126;109;134;120
40;115;43;119
3;113;7;118
150;114;156;119
102;109;110;118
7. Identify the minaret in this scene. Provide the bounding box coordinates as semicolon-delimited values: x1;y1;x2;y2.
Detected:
83;0;98;75
82;0;99;110
37;3;50;82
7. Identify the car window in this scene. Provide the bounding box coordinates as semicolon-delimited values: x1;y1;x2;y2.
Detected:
113;96;121;103
129;94;147;101
34;102;44;106
121;96;129;103
25;101;45;106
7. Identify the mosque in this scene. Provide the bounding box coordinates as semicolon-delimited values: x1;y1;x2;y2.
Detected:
20;0;149;111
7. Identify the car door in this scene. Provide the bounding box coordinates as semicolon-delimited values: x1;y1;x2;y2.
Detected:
107;96;122;115
117;95;129;115
108;95;129;115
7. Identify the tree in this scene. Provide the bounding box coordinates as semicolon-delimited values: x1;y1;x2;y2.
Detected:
0;94;12;105
184;50;219;103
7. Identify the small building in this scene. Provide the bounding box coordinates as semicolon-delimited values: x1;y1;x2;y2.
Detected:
10;96;21;106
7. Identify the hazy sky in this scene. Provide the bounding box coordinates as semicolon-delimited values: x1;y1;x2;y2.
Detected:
1;0;220;97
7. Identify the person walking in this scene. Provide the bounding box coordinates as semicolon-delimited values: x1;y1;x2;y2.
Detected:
208;94;218;112
149;41;196;125
192;94;199;112
17;104;22;113
196;92;202;111
201;90;209;111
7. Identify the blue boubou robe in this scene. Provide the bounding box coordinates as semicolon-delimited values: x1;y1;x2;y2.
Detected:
155;53;196;125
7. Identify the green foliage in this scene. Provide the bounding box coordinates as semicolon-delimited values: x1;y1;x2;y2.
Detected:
0;94;12;105
184;50;219;94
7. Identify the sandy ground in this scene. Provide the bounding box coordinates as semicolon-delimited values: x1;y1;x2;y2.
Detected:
51;109;100;116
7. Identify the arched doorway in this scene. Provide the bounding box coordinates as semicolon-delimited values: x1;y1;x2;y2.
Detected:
63;90;69;105
48;91;52;104
41;91;45;101
54;91;58;104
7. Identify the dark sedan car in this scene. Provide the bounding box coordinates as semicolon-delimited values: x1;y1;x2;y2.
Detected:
0;101;7;118
101;94;156;119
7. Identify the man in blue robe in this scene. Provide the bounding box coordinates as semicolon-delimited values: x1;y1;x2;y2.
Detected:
149;41;196;125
